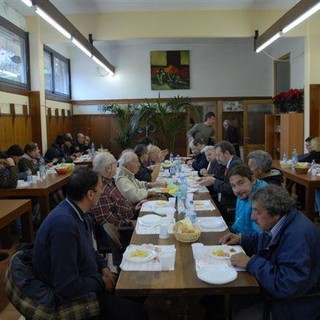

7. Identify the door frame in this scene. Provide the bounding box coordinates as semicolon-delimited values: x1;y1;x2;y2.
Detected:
243;99;273;160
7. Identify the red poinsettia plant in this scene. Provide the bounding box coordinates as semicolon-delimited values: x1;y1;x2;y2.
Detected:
272;88;304;113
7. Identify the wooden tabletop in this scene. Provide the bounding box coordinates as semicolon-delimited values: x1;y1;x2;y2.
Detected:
116;193;260;297
0;199;33;243
273;160;320;219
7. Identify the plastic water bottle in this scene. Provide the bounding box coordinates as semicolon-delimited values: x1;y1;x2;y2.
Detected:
291;148;298;170
169;161;176;175
39;158;46;180
175;155;181;173
311;159;317;176
177;193;185;214
169;152;174;163
185;200;197;223
292;148;298;163
282;153;288;162
90;142;95;159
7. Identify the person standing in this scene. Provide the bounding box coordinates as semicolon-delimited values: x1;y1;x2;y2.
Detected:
223;119;241;158
187;111;216;145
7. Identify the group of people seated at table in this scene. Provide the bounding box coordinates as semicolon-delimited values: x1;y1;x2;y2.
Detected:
3;132;320;319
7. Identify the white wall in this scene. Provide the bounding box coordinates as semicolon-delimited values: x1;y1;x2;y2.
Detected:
269;37;305;89
70;38;275;100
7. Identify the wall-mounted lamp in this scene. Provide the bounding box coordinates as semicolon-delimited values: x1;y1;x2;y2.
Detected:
20;0;115;75
255;0;320;53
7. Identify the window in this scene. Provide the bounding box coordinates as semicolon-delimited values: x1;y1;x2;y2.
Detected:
44;45;71;100
0;16;30;90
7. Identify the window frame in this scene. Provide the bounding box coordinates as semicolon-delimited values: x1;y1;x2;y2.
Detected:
0;15;30;92
44;45;71;101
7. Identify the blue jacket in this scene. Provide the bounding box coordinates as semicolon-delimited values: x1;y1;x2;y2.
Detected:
231;179;267;234
242;209;320;319
33;199;107;304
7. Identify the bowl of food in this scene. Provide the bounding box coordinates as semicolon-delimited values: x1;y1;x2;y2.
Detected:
294;162;309;174
64;163;75;173
55;166;68;175
173;219;201;243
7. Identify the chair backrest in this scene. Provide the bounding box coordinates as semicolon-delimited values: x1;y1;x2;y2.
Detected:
103;223;123;266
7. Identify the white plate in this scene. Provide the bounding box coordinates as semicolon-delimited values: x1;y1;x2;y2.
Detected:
197;265;237;284
123;247;156;263
198;217;225;229
139;214;162;226
154;207;176;216
206;245;241;259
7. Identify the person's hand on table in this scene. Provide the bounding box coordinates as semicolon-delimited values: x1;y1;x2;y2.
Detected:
230;253;250;269
219;232;240;245
199;176;215;186
187;159;194;165
151;181;167;188
135;199;147;211
101;267;117;292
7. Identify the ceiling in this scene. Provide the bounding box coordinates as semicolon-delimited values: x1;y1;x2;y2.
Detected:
9;0;300;16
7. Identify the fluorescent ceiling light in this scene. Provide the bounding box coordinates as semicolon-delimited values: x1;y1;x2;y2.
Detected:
72;38;92;57
282;2;320;33
92;56;115;76
35;6;71;39
255;32;281;53
20;0;33;7
0;69;18;78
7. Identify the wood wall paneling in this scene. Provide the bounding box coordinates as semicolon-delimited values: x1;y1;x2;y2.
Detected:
29;92;42;151
310;84;320;137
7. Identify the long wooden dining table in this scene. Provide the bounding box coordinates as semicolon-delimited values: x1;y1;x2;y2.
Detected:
0;199;33;248
273;160;320;220
115;193;260;317
0;172;71;221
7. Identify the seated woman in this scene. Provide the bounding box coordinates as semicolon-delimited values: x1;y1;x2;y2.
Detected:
147;144;168;168
18;142;41;175
228;164;267;234
200;145;225;180
247;150;283;186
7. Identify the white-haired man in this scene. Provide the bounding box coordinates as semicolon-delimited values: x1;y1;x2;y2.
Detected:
116;151;166;204
89;152;145;227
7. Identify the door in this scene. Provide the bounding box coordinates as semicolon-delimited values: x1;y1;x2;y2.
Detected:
243;100;274;160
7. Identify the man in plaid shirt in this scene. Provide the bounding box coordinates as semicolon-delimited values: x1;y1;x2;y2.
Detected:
89;152;145;227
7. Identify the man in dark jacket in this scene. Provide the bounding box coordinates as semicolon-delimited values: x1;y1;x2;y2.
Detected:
45;135;74;163
33;167;147;319
220;185;320;320
200;140;242;223
190;138;209;174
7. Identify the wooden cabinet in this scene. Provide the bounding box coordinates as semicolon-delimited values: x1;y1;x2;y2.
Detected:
265;113;304;160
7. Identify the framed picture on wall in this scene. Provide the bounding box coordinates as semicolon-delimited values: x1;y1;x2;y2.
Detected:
150;50;190;90
223;101;243;112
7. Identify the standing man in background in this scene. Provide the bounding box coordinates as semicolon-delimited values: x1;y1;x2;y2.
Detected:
187;111;216;145
223;120;241;158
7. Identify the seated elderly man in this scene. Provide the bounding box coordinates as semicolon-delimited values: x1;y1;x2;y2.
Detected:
116;150;166;204
187;138;209;173
247;150;283;186
89;152;143;227
219;185;320;320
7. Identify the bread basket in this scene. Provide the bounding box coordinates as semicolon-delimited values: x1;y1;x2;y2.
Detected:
173;220;201;243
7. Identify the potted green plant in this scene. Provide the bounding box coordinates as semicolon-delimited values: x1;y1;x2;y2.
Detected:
137;94;201;153
102;103;140;149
